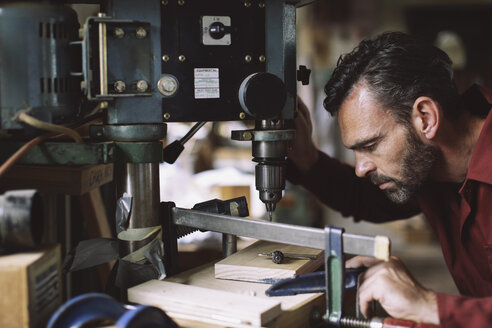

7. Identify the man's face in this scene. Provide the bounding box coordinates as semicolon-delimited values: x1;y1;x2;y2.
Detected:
338;84;438;204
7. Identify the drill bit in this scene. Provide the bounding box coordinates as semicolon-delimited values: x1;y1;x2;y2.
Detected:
265;203;275;221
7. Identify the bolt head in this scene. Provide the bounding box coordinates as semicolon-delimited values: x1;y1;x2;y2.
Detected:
114;80;126;93
259;55;266;62
178;0;185;5
245;55;252;63
242;131;252;140
178;55;186;62
162;54;170;62
244;1;251;7
163;113;171;120
136;27;147;39
239;112;246;119
113;27;125;38
158;75;179;96
136;80;149;92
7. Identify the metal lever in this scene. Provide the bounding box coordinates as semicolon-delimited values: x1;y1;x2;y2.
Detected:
162;121;206;164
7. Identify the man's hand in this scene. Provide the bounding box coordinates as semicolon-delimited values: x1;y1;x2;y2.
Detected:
346;256;439;325
288;98;319;173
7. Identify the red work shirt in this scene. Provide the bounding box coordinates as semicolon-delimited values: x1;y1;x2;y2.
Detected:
287;85;492;327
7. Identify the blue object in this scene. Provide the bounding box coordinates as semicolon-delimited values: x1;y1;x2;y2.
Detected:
265;267;366;297
47;293;177;328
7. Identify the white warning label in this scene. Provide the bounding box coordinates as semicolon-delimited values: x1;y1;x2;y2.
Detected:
195;88;220;99
194;68;220;99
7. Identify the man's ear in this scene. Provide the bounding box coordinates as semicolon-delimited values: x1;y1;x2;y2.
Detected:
412;96;440;140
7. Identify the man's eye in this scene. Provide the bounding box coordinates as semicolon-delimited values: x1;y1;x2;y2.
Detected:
362;144;376;151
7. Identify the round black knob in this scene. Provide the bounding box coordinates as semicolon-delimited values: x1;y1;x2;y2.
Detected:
209;22;226;39
238;72;287;119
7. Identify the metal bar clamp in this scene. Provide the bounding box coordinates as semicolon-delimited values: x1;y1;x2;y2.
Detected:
325;225;344;326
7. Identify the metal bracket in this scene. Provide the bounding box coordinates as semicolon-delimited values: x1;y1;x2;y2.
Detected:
81;15;152;100
231;128;296;142
325;225;344;326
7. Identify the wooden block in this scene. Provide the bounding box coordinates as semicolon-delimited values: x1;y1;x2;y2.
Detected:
215;240;324;283
157;261;325;328
128;280;282;327
0;164;113;195
0;245;62;328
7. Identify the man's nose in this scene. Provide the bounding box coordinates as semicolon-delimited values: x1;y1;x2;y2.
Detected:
354;152;376;178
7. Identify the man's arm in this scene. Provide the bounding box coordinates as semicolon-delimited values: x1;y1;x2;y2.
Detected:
287;99;420;222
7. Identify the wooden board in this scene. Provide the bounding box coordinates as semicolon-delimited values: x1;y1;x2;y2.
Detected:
215;240;324;283
129;261;325;328
128;280;282;327
0;164;113;195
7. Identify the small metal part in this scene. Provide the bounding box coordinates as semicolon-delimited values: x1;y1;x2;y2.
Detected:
268;210;273;221
112;27;125;38
259;2;265;8
242;131;252;140
162;54;170;62
297;65;312;85
258;250;319;264
163;113;171;120
135;26;147;39
222;233;237;258
244;55;252;63
271;251;284;264
114;80;126;93
157;75;179;97
161;0;168;5
244;0;251;7
178;0;185;5
178;55;186;62
239;112;246;119
339;316;383;328
136;80;148;92
259;55;266;62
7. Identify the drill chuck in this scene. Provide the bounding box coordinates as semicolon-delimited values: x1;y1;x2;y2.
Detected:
255;163;285;213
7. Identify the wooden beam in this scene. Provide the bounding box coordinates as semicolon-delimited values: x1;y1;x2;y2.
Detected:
0;164;113;195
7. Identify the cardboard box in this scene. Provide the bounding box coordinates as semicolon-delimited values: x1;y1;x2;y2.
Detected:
0;245;62;328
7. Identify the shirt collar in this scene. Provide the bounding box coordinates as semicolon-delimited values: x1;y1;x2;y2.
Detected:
463;85;492;185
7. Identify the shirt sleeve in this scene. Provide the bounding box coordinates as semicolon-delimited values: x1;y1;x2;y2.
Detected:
286;150;420;222
437;293;492;327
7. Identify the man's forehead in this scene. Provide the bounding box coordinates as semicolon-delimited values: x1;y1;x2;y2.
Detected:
337;85;392;144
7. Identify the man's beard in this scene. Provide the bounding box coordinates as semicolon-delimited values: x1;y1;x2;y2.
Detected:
369;128;438;204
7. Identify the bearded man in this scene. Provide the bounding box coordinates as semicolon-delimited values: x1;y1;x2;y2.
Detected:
287;32;492;327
